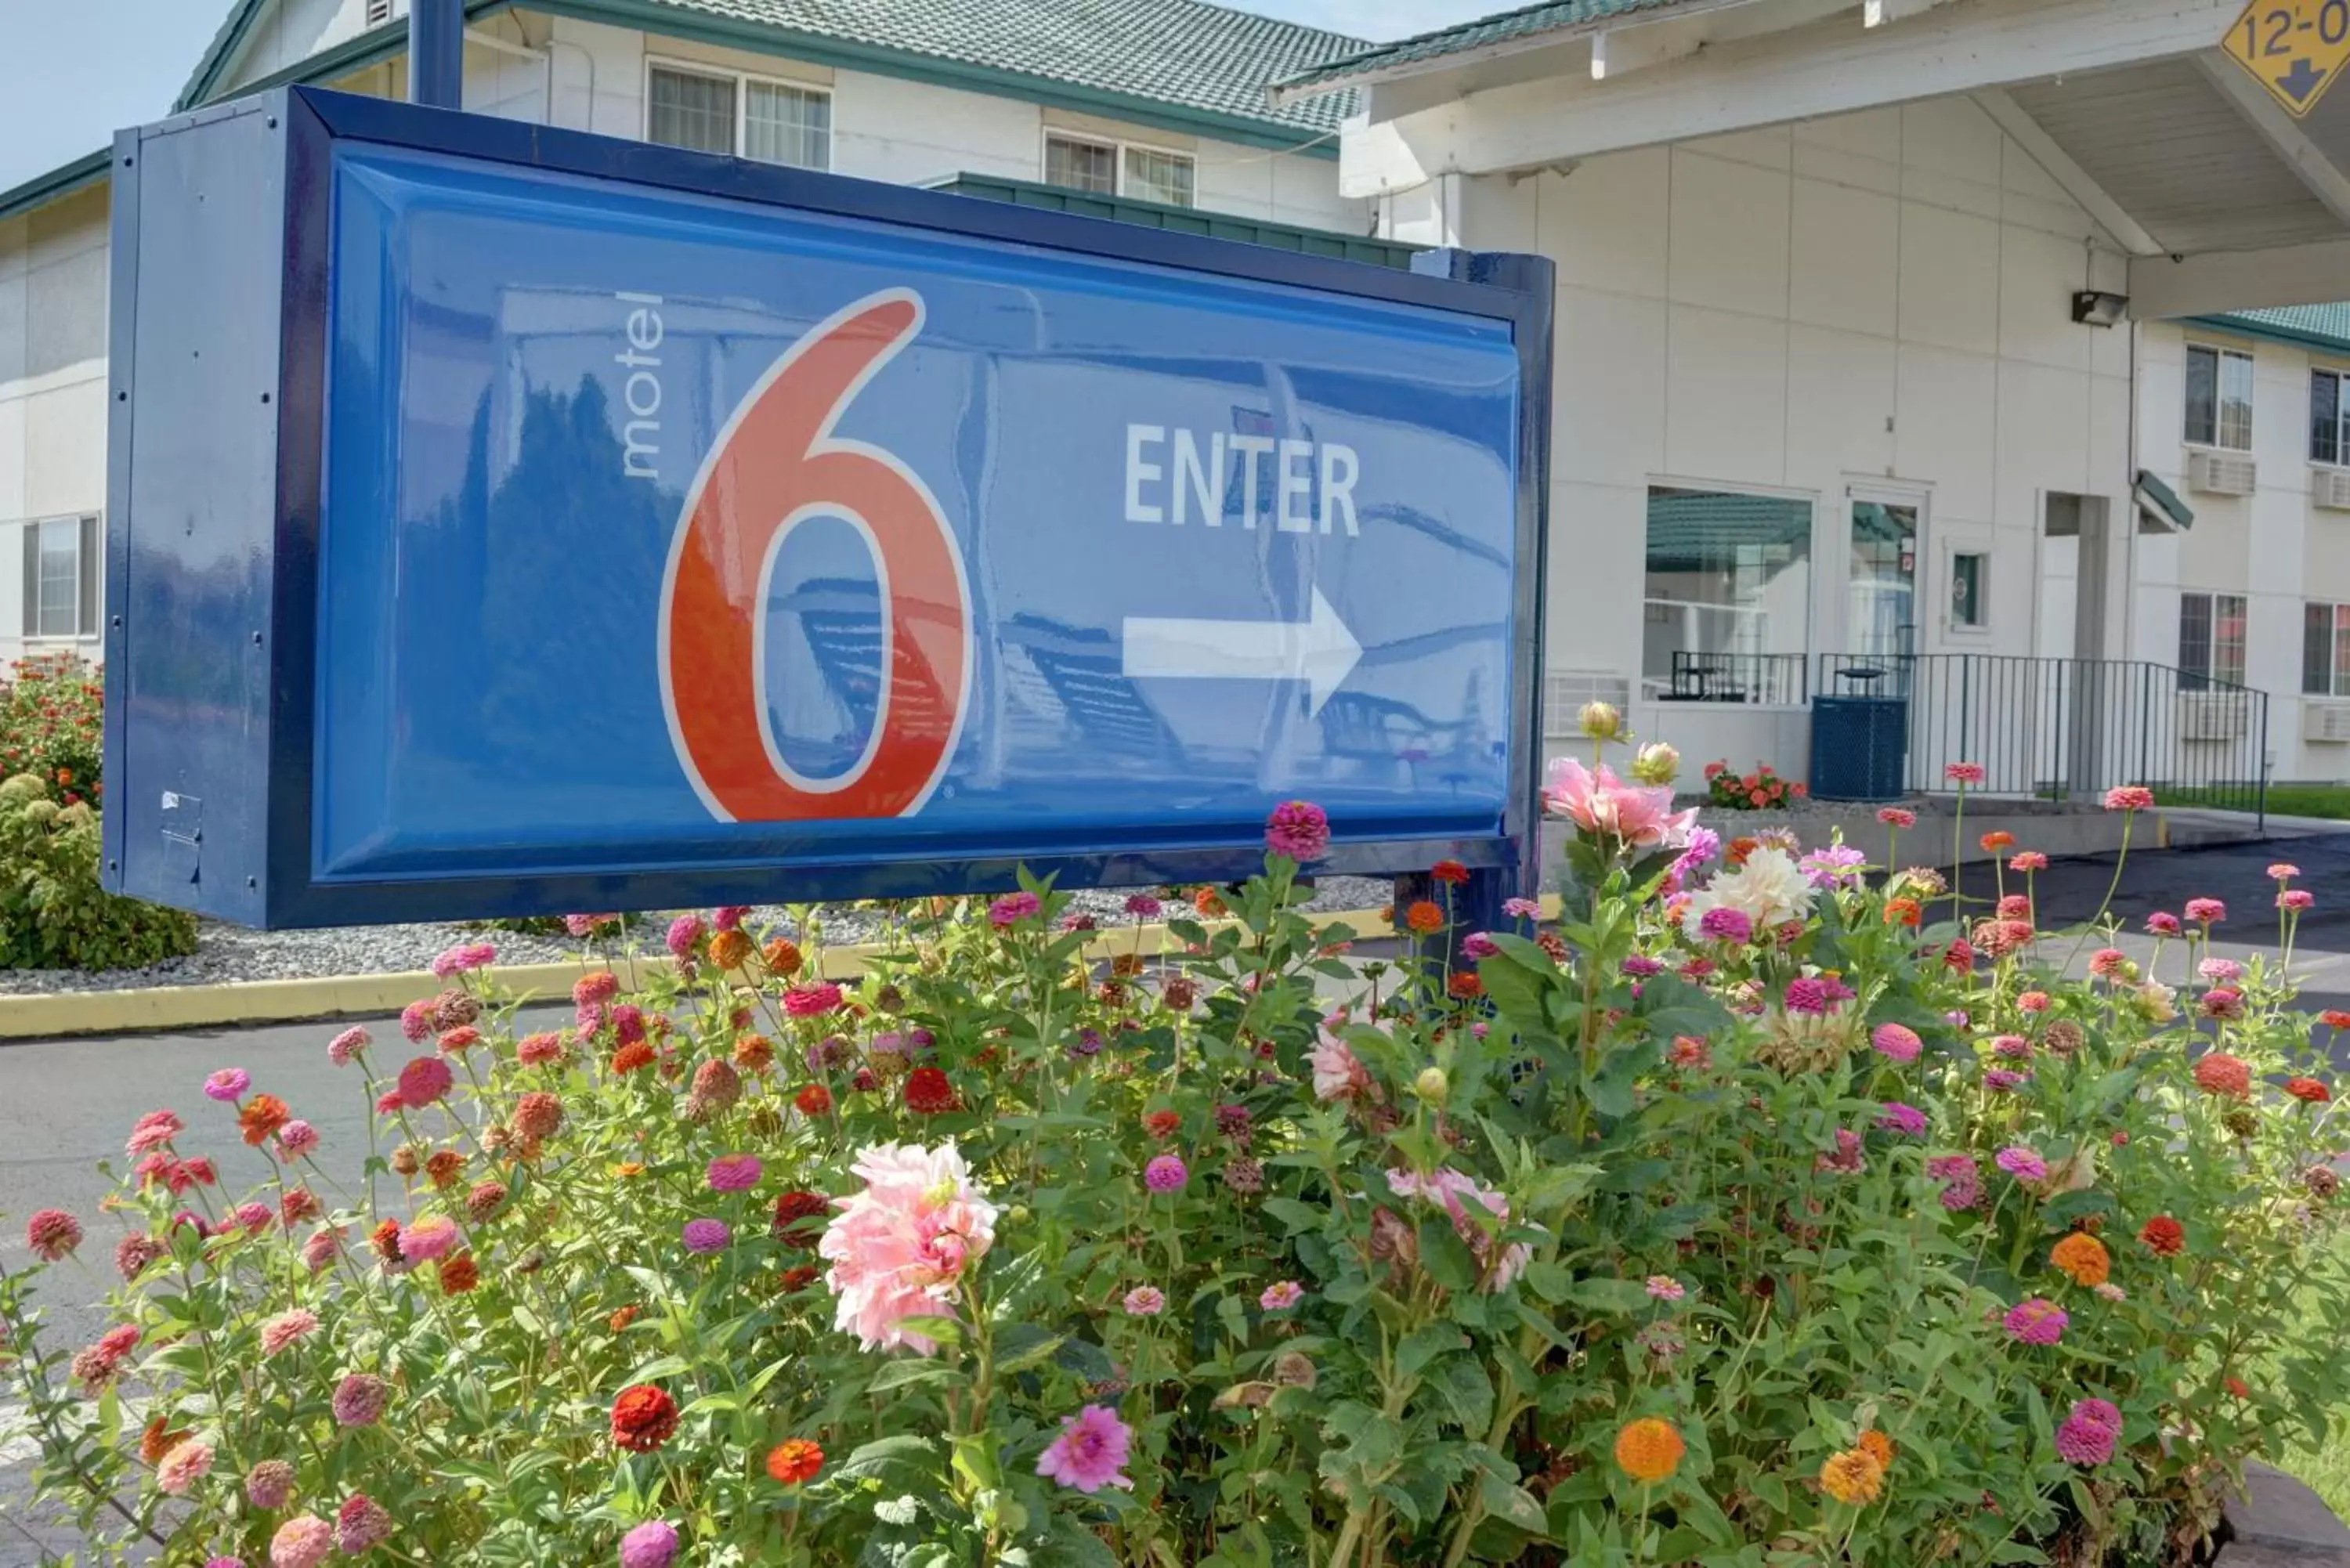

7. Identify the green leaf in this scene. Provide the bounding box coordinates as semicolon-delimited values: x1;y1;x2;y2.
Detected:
1566;1277;1654;1316
866;1359;959;1392
993;1324;1065;1375
1425;1355;1495;1433
894;1315;964;1348
1397;1323;1472;1378
837;1434;939;1483
1417;1216;1481;1292
1477;1470;1549;1534
1260;1197;1323;1235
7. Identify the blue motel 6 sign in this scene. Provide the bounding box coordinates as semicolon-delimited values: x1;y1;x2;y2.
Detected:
101;89;1552;927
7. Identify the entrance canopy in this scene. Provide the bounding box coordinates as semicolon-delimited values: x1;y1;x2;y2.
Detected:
1273;0;2350;318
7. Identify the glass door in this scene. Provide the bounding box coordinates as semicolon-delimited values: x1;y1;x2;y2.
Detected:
1848;498;1918;662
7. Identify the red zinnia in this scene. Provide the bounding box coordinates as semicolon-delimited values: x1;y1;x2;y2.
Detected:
612;1040;656;1074
1144;1109;1181;1140
904;1067;956;1115
766;1438;825;1484
1447;971;1484;999
2323;1010;2350;1030
1405;901;1446;935
2138;1215;2186;1256
1430;859;1470;885
795;1083;833;1118
610;1384;679;1452
396;1057;454;1109
2287;1077;2332;1104
2192;1053;2251;1099
772;1190;830;1241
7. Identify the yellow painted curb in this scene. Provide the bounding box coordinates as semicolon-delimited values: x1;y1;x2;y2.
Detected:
0;905;1408;1042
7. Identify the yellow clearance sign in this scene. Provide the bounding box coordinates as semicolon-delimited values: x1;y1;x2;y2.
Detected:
2225;0;2350;116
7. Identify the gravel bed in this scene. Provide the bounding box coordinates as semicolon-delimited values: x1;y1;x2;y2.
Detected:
0;876;1396;997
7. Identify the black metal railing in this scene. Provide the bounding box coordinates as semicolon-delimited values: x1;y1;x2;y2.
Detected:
1661;651;1808;706
1813;653;2269;822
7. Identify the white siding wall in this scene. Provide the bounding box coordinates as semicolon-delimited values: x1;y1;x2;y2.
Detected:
1408;97;2138;778
2134;320;2350;783
0;186;110;667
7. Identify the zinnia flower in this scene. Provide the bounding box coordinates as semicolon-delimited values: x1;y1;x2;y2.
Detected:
399;1215;459;1263
989;891;1042;927
682;1219;732;1254
125;1109;184;1154
396;1057;453;1109
239;1093;292;1147
2102;785;2155;811
1876;1102;1928;1136
156;1437;214;1495
1260;1280;1303;1310
1697;906;1752;944
332;1375;389;1428
1818;1447;1884;1505
2201;987;2245;1021
766;1438;824;1484
1037;1404;1134;1494
2193;1053;2251;1098
2184;897;2226;925
247;1458;295;1510
1645;1275;1685;1302
2287;1077;2332;1104
611;1384;681;1452
1870;1023;1922;1064
517;1031;566;1068
2055;1398;2121;1465
796;1083;833;1117
783;983;844;1018
259;1309;319;1357
1877;806;1917;827
269;1516;334;1568
708;1154;763;1191
25;1208;81;1261
2050;1232;2110;1287
2004;1297;2069;1346
1405;900;1446;934
1995;1146;2047;1182
1264;800;1331;862
1944;761;1986;785
2088;947;2128;979
819;1142;999;1354
276;1120;320;1159
619;1520;678;1568
203;1068;251;1103
1123;1286;1166;1316
2138;1215;2186;1255
513;1091;563;1142
1144;1154;1188;1193
327;1026;370;1067
336;1493;393;1554
1613;1417;1686;1482
2281;888;2316;911
1927;1154;1982;1211
903;1066;956;1115
2146;911;2182;936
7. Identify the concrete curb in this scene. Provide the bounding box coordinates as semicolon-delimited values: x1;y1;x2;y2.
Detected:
0;906;1401;1042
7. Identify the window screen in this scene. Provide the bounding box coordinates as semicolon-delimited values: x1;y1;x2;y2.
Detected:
648;67;736;155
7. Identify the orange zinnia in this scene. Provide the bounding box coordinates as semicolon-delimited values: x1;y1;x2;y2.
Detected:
2050;1231;2110;1287
439;1252;479;1294
1856;1429;1896;1469
766;1437;825;1484
709;930;753;970
238;1093;292;1147
762;938;803;977
1820;1447;1885;1505
1447;971;1484;1000
1405;901;1446;935
1613;1417;1687;1483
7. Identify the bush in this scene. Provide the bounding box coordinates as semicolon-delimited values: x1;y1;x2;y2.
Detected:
0;652;104;804
1701;757;1802;810
5;775;2345;1566
0;773;197;970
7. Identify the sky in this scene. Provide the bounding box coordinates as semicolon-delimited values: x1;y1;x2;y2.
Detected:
0;0;1506;196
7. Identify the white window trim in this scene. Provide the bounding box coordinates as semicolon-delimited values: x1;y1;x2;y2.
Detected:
2184;341;2256;453
1039;128;1197;205
1940;538;1993;641
642;56;832;168
2312;366;2350;469
20;513;101;645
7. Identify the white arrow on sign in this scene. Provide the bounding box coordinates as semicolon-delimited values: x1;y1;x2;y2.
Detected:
1121;587;1363;716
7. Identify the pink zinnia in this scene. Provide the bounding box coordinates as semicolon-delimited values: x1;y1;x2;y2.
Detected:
712;905;750;931
1877;1101;1928;1136
620;1521;679;1568
157;1437;214;1495
1876;806;1917;828
395;1056;453;1108
2088;948;2128;979
332;1375;389;1428
1460;930;1500;960
2005;1297;2069;1346
2055;1398;2122;1465
1503;896;1543;919
25;1208;81;1261
1264;800;1332;862
302;1227;343;1272
1698;906;1752;944
327;1026;371;1067
2010;851;2048;873
1870;1023;1922;1064
2184;898;2226;925
783;983;843;1019
682;1218;732;1254
1992;1033;2033;1060
1123;1286;1166;1316
2201;987;2245;1020
1995;1145;2046;1181
429;941;495;978
2146;911;2182;936
665;915;704;959
1144;1154;1188;1193
2281;889;2316;911
336;1494;393;1554
399;1215;459;1263
707;1154;763;1192
1125;893;1163;918
204;1068;251;1103
573;970;619;1006
1645;1274;1685;1302
259;1309;319;1357
125;1109;184;1155
819;1142;999;1355
2103;785;2156;812
246;1458;295;1510
989;891;1041;927
1927;1154;1981;1211
1542;757;1695;848
270;1516;334;1568
1983;1068;2030;1093
398;999;433;1043
1037;1404;1134;1493
517;1031;566;1067
277;1120;320;1159
1944;761;1986;785
1260;1279;1304;1310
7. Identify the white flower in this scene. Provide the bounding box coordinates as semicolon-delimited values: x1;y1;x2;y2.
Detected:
1682;846;1812;932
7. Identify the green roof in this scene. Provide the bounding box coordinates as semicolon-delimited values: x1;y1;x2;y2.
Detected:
179;0;1364;149
2194;304;2350;359
1274;0;1691;99
0;148;110;226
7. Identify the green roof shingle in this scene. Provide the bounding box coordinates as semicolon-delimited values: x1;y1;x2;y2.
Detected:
1274;0;1690;97
2202;303;2350;357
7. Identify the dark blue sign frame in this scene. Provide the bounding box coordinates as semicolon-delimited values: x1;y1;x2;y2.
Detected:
103;86;1551;928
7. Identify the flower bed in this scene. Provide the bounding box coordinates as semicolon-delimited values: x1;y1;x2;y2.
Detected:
4;766;2346;1567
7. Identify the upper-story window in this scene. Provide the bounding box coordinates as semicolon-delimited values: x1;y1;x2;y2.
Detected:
1043;132;1195;208
2185;344;2254;451
2312;370;2350;464
646;62;830;171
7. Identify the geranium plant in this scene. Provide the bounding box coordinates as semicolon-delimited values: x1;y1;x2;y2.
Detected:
5;770;2345;1566
1701;758;1803;811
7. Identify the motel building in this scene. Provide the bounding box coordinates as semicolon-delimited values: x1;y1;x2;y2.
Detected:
11;0;2350;805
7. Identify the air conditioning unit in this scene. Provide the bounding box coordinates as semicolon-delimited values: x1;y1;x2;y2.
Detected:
2316;468;2350;511
2186;450;2257;496
2308;699;2350;742
2178;692;2251;740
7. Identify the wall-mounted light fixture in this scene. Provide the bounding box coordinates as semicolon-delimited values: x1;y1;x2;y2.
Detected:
2071;290;2129;327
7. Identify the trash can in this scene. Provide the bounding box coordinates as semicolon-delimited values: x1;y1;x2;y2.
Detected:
1810;668;1906;800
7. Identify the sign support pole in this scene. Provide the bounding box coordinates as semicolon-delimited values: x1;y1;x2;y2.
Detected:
412;0;464;109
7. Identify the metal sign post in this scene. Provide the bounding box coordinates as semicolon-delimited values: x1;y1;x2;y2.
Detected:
102;87;1552;928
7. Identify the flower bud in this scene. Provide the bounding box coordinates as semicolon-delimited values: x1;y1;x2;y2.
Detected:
1629;741;1680;786
1578;701;1623;742
1412;1066;1448;1104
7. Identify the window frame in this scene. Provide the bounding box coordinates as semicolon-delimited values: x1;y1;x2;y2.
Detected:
2313;367;2350;468
642;56;832;172
2178;589;2249;690
1947;548;1988;633
2305;601;2350;697
19;514;100;643
1638;480;1818;705
2185;341;2255;453
1039;128;1198;208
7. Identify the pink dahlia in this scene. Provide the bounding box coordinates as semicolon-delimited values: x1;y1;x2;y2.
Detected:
1264;800;1332;862
203;1068;251;1103
326;1026;371;1067
395;1056;453;1109
269;1516;334;1568
819;1142;999;1355
125;1109;184;1156
26;1208;82;1261
1036;1404;1134;1494
1384;1167;1534;1291
1542;757;1695;849
707;1154;763;1192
